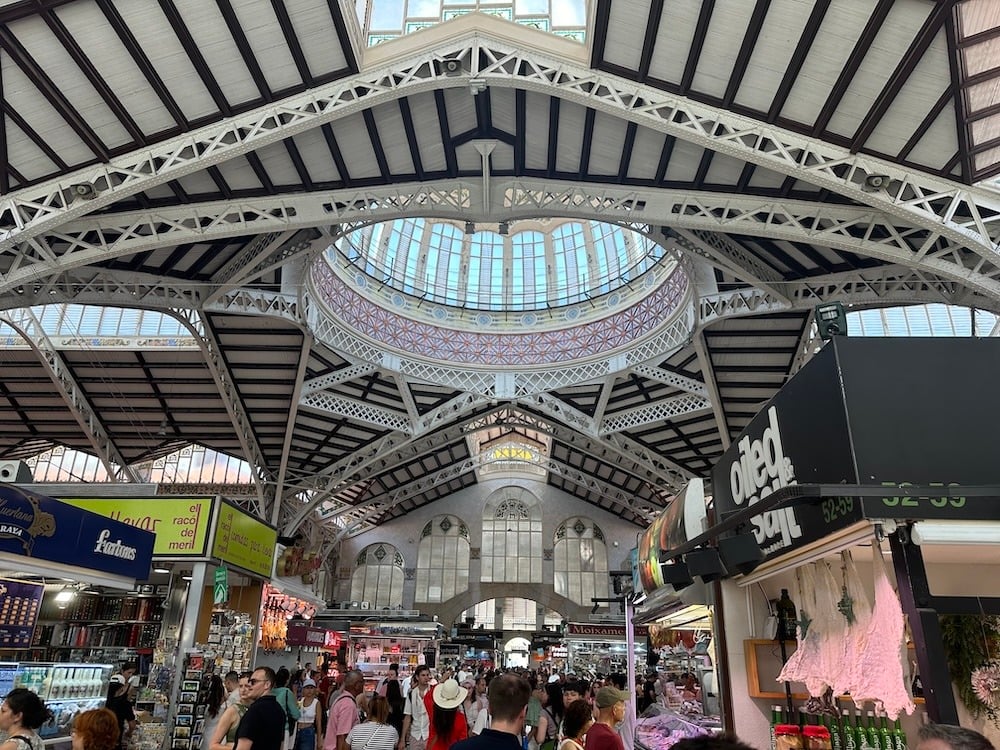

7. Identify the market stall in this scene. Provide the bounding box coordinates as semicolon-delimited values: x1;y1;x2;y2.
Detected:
652;337;1000;747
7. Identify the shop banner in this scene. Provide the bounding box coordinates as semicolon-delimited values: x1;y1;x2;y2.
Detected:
0;483;155;579
710;341;859;561
211;501;277;577
566;623;648;638
637;479;706;593
711;337;1000;563
59;497;213;556
286;621;331;648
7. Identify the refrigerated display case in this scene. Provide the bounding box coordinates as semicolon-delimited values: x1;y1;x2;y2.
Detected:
10;662;113;744
634;703;721;750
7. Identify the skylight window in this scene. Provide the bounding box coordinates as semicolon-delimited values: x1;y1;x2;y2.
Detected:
358;0;587;46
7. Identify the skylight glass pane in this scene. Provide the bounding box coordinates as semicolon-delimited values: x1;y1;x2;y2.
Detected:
846;304;1000;338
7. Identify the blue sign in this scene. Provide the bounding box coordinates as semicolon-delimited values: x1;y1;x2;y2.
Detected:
0;484;155;579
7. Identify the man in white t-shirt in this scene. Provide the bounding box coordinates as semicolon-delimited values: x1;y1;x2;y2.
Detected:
398;665;432;750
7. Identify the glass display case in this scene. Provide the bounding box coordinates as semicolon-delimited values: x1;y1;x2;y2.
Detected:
634;703;722;750
12;661;113;743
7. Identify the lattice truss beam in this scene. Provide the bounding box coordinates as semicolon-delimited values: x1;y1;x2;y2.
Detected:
3;29;1000;282
336;452;654;528
21;180;1000;307
0;308;139;482
697;264;999;327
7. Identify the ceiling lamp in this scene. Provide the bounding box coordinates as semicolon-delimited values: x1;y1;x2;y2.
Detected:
153;563;172;574
911;521;1000;546
54;585;78;604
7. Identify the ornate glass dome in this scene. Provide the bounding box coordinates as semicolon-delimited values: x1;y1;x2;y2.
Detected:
328;218;672;313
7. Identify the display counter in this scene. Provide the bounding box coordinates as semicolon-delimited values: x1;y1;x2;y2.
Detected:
634;703;721;750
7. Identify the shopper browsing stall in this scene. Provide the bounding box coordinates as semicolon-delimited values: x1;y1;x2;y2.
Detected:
0;689;51;750
583;687;629;750
71;708;120;750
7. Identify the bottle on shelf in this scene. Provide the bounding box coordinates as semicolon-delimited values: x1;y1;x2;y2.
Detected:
865;711;882;750
851;711;869;750
776;589;798;642
892;718;906;750
824;713;843;750
770;706;783;750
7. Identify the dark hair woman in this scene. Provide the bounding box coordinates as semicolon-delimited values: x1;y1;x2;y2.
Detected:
0;688;52;750
426;679;468;750
199;675;227;750
346;695;398;750
557;700;594;750
72;709;120;750
385;678;405;736
104;678;135;750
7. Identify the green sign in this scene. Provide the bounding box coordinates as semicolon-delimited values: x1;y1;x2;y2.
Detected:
60;497;213;556
214;565;229;605
211;502;276;577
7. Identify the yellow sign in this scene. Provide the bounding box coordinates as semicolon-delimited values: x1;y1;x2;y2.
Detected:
60;497;213;556
211;502;276;577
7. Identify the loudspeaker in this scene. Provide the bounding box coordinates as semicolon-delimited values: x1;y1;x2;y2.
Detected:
718;533;764;576
659;559;694;590
685;547;728;583
435;59;463;76
815;302;847;340
0;460;32;483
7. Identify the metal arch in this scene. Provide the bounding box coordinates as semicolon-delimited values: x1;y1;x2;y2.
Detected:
3;30;1000;260
0;308;141;483
202;230;297;307
666;227;790;304
300;390;413;433
301;362;379;395
20;180;1000;305
271;333;313;528
599;393;712;435
172;308;272;516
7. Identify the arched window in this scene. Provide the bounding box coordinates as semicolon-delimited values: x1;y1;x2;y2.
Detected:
415;515;471;603
554;517;609;606
350;543;404;608
482;487;542;583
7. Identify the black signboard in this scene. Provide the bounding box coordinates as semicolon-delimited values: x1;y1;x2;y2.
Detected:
711;337;1000;562
711;341;859;560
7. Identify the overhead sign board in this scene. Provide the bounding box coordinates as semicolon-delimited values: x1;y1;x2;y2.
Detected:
0;484;155;579
211;501;277;578
60;497;213;557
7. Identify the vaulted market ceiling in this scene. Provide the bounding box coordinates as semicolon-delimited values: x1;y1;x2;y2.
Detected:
0;0;998;545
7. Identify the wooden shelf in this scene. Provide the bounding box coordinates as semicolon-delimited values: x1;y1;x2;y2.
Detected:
744;639;924;704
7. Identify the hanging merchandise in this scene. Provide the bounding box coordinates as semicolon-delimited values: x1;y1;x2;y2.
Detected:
777;565;819;691
776;590;797;643
849;546;915;719
833;552;873;697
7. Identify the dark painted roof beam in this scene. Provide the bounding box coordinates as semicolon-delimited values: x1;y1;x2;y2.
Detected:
215;0;273;100
723;0;772;108
40;6;146;144
270;0;313;82
159;0;233;116
546;97;560;173
1;101;68;173
637;0;664;80
364;110;392;181
0;27;108;160
681;0;715;94
434;90;458;177
767;0;830;122
285;137;316;189
398;99;425;181
578;108;596;180
324;0;360;74
320;123;353;187
850;0;953;152
811;0;893;136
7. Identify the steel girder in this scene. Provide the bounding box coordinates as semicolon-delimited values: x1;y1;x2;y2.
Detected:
272;334;314;527
0;308;140;482
628;364;708;397
301;363;379;395
2;27;1000;267
300;390;413;432
598;393;712;434
173;308;271;516
24;180;1000;306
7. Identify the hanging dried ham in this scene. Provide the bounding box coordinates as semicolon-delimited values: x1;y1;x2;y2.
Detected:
777;563;832;695
848;545;915;719
831;550;873;697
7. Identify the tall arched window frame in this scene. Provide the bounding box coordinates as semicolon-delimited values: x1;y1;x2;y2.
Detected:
482;487;542;583
350;544;404;608
415;515;471;603
554;517;609;607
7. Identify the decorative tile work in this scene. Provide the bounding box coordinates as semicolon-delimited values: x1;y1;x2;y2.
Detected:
311;262;689;366
470;547;481;560
404;568;416;580
543;548;553;561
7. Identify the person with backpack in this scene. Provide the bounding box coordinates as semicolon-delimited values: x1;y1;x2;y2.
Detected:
274;667;302;750
324;670;365;750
